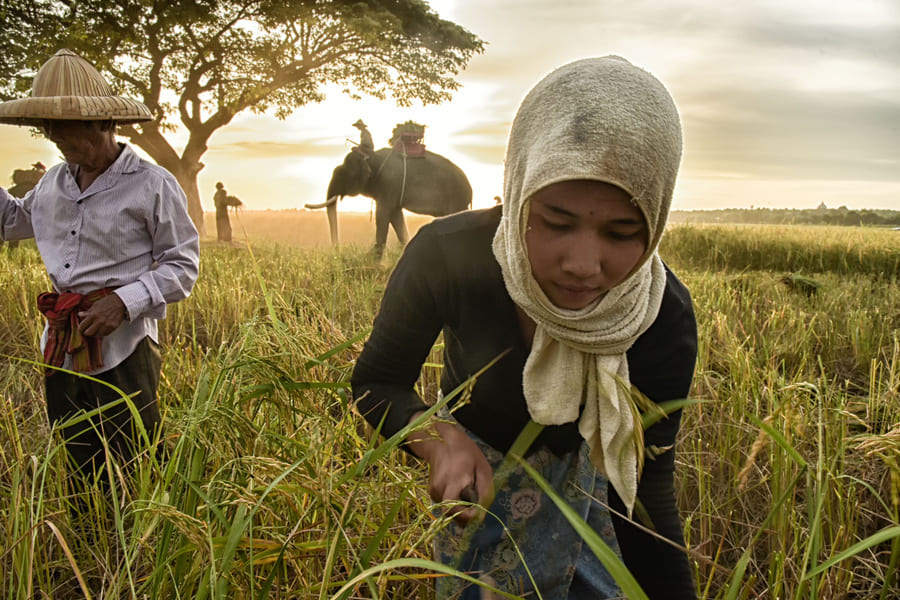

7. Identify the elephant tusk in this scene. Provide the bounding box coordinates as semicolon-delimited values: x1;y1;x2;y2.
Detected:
305;195;340;210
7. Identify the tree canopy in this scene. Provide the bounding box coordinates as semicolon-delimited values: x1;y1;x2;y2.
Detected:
0;0;484;231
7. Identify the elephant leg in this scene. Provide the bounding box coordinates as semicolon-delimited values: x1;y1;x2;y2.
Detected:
390;209;409;246
373;202;393;258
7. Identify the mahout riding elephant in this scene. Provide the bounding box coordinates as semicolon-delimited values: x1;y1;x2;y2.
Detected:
305;147;472;257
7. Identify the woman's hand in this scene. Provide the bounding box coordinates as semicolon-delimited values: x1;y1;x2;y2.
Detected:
406;412;494;525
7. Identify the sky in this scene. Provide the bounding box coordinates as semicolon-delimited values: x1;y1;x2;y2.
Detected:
1;0;898;213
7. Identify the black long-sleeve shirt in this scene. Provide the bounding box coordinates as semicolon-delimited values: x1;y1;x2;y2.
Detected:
352;206;698;599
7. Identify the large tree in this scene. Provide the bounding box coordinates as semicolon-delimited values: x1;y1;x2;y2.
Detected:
0;0;483;232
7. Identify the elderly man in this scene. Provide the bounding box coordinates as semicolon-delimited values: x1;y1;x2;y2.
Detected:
0;49;199;491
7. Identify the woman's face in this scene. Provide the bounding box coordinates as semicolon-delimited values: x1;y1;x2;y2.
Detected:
525;179;648;310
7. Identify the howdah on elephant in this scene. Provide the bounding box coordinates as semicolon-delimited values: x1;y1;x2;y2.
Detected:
305;146;472;256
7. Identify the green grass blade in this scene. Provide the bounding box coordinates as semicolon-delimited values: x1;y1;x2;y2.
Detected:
339;349;510;485
801;526;900;580
721;469;807;600
641;397;707;430
747;413;808;468
303;327;371;370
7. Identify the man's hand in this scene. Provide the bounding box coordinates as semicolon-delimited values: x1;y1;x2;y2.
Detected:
406;412;494;526
78;293;127;337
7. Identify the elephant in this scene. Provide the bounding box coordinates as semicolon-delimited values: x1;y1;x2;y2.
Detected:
305;147;472;257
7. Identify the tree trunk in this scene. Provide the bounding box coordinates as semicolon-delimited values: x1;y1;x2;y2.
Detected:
169;164;206;237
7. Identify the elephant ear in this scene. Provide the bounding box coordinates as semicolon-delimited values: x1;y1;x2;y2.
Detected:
339;151;372;196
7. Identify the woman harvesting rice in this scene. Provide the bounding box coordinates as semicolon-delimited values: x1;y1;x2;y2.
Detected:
352;56;697;599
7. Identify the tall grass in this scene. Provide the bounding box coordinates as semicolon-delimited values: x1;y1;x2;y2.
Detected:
677;269;900;599
1;242;440;599
1;221;898;599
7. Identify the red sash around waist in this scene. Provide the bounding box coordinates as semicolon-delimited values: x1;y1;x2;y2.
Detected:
37;288;114;374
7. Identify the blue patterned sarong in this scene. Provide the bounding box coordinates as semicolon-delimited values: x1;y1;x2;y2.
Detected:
433;420;624;599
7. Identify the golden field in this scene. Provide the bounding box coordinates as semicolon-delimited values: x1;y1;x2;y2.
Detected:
202;208;436;250
1;215;898;599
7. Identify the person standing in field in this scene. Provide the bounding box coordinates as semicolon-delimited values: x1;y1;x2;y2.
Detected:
213;181;242;243
351;56;697;599
0;50;199;507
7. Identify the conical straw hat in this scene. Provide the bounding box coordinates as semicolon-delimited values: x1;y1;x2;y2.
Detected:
0;49;152;126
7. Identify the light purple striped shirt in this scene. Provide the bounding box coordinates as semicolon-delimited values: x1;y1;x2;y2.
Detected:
0;144;200;374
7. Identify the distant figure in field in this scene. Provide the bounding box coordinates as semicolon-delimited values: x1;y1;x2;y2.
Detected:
213;181;242;242
2;161;47;251
352;118;374;156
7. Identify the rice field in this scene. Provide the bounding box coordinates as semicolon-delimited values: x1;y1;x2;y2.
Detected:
0;212;898;599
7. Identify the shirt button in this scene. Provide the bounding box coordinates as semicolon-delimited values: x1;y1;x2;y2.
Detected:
70;230;76;235
76;200;82;205
64;263;70;268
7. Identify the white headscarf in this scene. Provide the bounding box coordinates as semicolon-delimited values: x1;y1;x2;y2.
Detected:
492;56;683;514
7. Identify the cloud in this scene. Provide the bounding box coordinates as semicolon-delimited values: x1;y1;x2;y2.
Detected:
448;120;509;164
681;79;900;181
457;142;507;165
210;138;341;160
446;0;900;191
